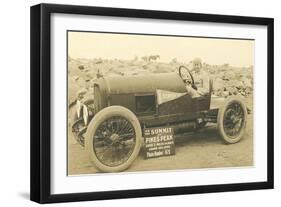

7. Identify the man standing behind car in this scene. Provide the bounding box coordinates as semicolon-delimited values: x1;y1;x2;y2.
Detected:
184;58;210;98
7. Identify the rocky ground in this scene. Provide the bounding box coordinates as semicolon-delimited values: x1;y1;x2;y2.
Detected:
68;57;253;105
67;57;253;175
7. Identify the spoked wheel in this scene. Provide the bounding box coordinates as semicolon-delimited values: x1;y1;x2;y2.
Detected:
86;106;142;172
93;116;137;167
217;96;247;144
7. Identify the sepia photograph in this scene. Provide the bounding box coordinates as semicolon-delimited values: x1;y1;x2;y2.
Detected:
67;31;254;175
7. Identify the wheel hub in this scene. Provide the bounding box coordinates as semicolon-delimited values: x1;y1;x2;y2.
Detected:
110;133;120;142
230;114;240;125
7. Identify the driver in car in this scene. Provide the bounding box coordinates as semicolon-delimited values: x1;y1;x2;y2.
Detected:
182;58;210;98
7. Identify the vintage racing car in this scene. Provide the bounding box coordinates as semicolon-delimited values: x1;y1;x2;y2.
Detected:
71;66;248;172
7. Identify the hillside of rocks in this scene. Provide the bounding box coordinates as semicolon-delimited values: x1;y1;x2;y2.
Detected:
68;57;253;105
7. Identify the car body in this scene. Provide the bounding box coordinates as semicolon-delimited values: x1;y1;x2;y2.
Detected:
93;72;212;126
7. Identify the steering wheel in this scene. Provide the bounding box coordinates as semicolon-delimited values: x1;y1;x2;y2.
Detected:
178;65;196;89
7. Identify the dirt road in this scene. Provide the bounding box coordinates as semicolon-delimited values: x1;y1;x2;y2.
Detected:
68;114;253;175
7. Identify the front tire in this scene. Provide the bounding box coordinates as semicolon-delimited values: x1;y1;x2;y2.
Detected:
85;106;142;173
217;96;247;144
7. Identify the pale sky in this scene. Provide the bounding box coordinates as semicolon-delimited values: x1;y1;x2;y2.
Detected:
68;31;254;67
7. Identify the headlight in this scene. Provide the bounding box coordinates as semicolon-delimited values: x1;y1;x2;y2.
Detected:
76;100;81;118
83;105;89;125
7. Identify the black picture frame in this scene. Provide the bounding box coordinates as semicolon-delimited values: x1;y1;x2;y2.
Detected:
30;3;274;204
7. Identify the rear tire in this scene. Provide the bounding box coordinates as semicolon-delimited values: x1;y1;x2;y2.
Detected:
85;106;142;173
217;96;247;144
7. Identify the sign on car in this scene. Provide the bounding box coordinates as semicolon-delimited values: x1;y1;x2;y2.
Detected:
144;127;175;159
